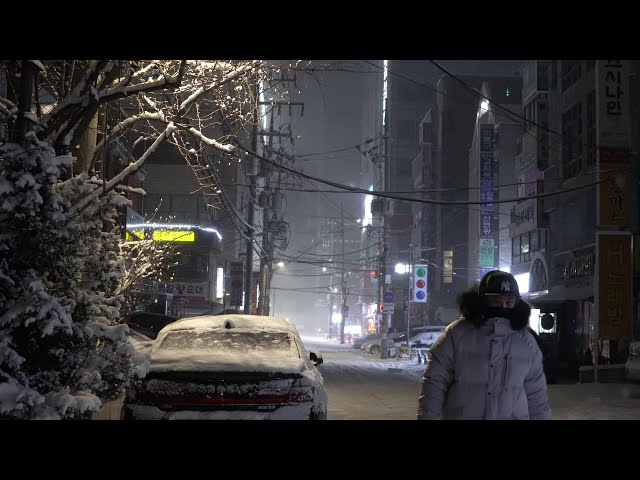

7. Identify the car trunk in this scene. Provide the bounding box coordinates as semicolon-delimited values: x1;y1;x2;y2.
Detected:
131;371;311;411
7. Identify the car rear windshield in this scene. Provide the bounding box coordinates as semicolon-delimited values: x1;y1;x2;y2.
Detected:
156;330;294;355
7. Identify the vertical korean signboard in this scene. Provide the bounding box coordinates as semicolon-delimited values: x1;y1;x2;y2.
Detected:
479;124;495;278
596;60;631;228
595;60;633;348
596;232;632;339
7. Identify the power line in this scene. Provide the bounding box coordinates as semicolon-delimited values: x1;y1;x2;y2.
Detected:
292;137;378;158
366;59;609;165
223;168;607;196
234;143;607;207
427;59;612;158
361;59;528;130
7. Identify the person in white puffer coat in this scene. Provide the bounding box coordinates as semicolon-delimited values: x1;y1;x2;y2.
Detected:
417;270;551;420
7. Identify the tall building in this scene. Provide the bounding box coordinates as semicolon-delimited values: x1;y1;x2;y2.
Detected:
385;61;524;332
467;77;523;284
519;60;640;378
410;74;522;325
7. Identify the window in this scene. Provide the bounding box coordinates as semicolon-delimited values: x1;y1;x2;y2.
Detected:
530;229;539;253
512;231;543;264
521;232;531;262
562;102;583;180
144;193;169;220
561;60;581;91
586;90;596;166
512;236;520;264
537;61;550;91
171;195;199;223
524;99;537;130
157;331;293;354
422;123;433;144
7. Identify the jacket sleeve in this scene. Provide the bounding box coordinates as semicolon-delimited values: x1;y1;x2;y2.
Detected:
417;328;455;420
524;340;552;420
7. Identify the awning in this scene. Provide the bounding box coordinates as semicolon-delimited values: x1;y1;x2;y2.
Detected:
524;283;594;305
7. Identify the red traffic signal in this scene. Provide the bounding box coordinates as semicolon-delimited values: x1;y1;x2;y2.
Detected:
370;270;378;278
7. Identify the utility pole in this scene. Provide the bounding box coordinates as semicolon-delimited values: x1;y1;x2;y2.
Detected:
256;85;303;316
328;282;334;338
340;203;347;345
380;205;390;359
257;106;274;316
243;79;259;315
244;175;256;315
379;95;391;359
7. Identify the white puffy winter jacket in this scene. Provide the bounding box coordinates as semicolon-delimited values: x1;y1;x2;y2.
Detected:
417;316;551;420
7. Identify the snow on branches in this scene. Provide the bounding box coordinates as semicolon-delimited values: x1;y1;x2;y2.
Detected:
0;60;275;419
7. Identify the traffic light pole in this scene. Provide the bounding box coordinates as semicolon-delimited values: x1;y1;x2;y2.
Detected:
407;242;412;351
380;204;389;359
340;203;347;345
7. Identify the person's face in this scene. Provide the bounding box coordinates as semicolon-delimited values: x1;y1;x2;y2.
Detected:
485;295;517;309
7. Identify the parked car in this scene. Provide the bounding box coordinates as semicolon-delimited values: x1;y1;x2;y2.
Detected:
626;341;640;383
353;332;381;350
408;328;445;349
125;311;179;340
362;332;406;355
124;314;328;420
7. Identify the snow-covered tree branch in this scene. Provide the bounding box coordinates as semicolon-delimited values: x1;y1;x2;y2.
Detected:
0;59;275;419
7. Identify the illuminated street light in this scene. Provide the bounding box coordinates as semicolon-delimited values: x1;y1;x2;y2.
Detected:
395;263;408;274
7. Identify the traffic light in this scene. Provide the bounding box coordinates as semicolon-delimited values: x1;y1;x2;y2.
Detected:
370;270;378;279
413;264;428;303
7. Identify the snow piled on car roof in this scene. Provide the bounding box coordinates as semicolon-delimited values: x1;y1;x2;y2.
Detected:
158;314;295;334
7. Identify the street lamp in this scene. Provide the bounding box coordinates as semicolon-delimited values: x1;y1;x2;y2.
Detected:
395;263;409;274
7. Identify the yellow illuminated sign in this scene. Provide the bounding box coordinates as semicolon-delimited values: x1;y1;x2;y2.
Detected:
125;230;145;241
152;230;195;242
125;229;195;242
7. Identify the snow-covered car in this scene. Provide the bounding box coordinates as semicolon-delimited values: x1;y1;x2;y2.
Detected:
353;332;381;350
626;341;640;383
408;328;445;349
362;332;406;355
124;314;328;420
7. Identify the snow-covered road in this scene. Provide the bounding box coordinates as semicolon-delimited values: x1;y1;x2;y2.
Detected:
303;335;640;420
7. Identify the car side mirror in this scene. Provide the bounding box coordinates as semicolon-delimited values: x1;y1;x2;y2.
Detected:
309;350;323;366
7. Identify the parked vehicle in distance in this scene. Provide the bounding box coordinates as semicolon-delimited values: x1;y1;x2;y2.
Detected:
124;314;328;420
362;332;406;355
125;311;178;340
408;328;446;349
353;332;382;350
626;341;640;383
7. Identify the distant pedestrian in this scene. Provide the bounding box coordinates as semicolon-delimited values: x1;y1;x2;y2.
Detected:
417;270;551;420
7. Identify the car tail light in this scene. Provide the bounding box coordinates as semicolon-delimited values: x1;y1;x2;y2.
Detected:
135;391;313;407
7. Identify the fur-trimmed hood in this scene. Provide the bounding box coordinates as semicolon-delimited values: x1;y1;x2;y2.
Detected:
457;286;530;331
